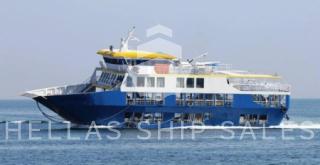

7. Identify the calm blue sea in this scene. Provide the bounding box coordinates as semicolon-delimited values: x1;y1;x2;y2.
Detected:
0;99;319;165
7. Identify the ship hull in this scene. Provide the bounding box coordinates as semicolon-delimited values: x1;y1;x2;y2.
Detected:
34;91;290;128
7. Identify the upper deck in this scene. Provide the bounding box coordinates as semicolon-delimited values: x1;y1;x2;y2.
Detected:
97;51;279;78
95;48;290;94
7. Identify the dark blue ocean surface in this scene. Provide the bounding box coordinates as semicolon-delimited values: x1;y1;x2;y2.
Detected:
0;99;319;165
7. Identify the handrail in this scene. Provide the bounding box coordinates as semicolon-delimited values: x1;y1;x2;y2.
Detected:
232;83;290;92
25;67;126;97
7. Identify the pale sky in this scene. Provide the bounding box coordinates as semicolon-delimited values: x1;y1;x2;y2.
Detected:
0;0;319;99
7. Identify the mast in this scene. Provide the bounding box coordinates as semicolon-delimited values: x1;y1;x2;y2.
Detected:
119;26;139;52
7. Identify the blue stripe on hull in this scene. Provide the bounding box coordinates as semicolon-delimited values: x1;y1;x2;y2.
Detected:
34;91;289;128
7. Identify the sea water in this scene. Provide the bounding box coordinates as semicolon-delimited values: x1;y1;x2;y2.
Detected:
0;99;319;165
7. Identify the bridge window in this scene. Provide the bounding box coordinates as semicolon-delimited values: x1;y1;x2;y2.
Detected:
147;77;155;87
103;57;126;65
157;77;165;88
196;78;204;88
186;78;194;88
176;78;185;88
137;77;145;87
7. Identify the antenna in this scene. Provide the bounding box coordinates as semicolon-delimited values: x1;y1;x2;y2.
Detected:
119;26;140;52
187;52;208;65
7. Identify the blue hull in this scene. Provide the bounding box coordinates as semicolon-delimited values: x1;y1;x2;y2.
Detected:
34;91;290;128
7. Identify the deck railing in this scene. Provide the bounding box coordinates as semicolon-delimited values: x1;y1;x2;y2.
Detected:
170;66;214;74
25;67;125;97
127;98;163;105
25;83;90;97
253;100;285;108
176;99;232;107
232;83;290;92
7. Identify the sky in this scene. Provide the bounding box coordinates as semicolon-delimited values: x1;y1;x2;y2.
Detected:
0;0;319;99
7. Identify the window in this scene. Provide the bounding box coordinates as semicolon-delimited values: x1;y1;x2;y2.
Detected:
176;78;185;88
259;115;267;125
204;113;212;120
157;77;165;88
216;94;225;100
194;113;204;124
239;114;258;125
126;76;133;87
239;114;245;125
147;77;155;87
280;95;286;106
196;78;204;88
225;94;233;107
126;92;164;105
137;77;145;87
205;94;214;100
186;78;194;88
253;94;282;108
104;57;126;65
154;113;163;122
215;94;225;106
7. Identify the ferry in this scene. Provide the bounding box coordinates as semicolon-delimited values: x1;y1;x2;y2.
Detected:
23;28;291;128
